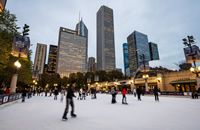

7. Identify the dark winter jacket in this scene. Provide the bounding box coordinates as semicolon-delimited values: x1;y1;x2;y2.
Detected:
54;90;58;95
136;88;141;95
153;87;159;94
67;85;76;99
22;90;27;96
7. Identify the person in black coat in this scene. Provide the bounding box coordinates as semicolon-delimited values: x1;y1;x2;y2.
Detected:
136;87;141;101
22;88;27;102
153;87;159;101
54;88;58;100
62;80;77;120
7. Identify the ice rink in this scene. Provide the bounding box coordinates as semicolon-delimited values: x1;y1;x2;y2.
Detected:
0;93;199;130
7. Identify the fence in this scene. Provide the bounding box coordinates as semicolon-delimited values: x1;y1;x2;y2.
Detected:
0;93;22;105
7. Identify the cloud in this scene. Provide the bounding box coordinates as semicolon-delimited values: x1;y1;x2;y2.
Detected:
6;0;200;73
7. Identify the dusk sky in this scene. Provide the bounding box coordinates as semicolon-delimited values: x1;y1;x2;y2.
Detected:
6;0;200;73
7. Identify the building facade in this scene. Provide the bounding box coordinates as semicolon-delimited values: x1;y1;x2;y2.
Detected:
149;42;159;60
56;27;87;78
75;19;88;71
88;57;96;72
127;31;150;77
123;43;130;77
47;45;57;74
97;5;116;71
33;43;47;74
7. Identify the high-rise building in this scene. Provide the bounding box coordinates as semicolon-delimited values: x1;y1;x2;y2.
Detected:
127;31;150;77
88;57;96;72
149;42;159;60
56;27;87;78
123;43;130;77
44;64;48;74
33;43;47;74
47;45;57;73
75;19;88;71
97;5;116;71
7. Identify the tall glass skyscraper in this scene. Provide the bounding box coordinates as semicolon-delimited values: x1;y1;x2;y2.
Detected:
97;5;116;71
88;57;96;72
47;45;57;73
56;27;87;78
33;43;47;74
75;19;88;71
127;31;150;76
123;43;130;77
149;42;159;60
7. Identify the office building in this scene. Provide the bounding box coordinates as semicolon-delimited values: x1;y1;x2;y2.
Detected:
88;57;96;72
33;43;47;74
149;42;159;60
123;43;130;77
56;27;87;78
127;31;150;76
97;5;116;71
47;45;57;73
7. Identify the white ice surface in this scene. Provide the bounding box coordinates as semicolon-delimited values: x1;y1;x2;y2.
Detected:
0;94;199;130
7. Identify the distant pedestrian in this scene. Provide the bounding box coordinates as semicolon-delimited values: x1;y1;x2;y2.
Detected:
5;87;10;94
28;88;32;98
153;87;159;101
62;80;77;120
122;86;128;104
194;90;198;99
60;88;65;102
133;88;136;97
82;88;86;100
136;87;141;101
54;88;58;100
22;88;27;102
111;86;117;104
77;88;83;100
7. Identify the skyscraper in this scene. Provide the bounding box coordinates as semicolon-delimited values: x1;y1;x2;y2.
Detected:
75;19;88;71
47;45;57;73
33;43;47;74
127;31;150;77
123;43;130;77
56;27;87;78
88;57;96;72
149;42;159;60
97;5;116;71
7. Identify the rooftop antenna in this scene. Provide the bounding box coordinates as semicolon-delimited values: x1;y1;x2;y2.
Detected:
78;11;81;35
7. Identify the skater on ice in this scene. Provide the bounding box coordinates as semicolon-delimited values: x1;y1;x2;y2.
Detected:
62;80;77;120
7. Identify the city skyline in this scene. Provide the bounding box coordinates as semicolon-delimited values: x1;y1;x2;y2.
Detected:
6;0;200;73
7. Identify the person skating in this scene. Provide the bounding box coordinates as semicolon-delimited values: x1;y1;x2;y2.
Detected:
22;88;27;102
54;88;58;100
111;86;117;104
82;88;86;100
133;88;136;97
153;86;159;101
62;80;77;120
77;88;83;100
60;88;65;102
136;87;141;101
122;86;128;104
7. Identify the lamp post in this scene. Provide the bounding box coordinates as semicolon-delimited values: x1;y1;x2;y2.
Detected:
143;74;149;92
10;60;21;93
183;36;200;90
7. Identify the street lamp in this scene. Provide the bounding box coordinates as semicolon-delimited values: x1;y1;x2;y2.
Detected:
183;35;200;89
10;60;21;93
142;74;149;92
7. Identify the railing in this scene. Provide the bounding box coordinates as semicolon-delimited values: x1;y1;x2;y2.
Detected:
0;93;22;105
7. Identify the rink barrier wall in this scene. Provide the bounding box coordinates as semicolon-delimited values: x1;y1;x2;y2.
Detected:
0;93;22;105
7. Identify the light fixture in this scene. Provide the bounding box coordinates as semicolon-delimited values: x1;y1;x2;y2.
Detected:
14;61;21;68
